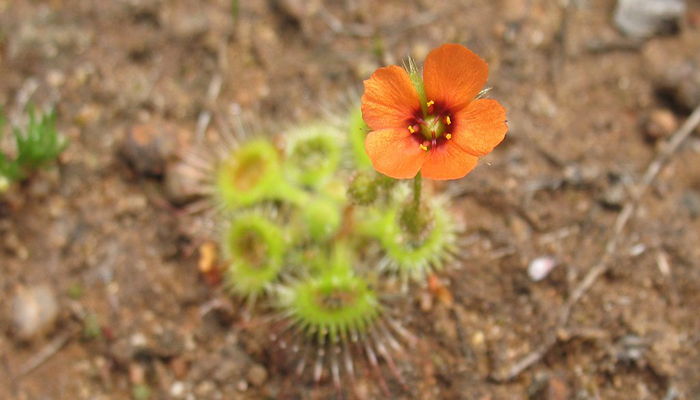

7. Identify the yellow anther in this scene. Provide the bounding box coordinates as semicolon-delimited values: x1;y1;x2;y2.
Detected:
426;100;435;107
408;125;415;133
445;133;452;140
445;116;451;125
419;144;429;151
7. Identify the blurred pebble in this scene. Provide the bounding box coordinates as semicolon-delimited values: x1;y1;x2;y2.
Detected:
213;359;243;383
682;190;700;219
46;69;66;87
252;23;281;68
528;90;557;118
660;62;700;111
129;363;146;384
12;284;60;341
4;231;29;260
153;328;186;358
419;290;433;312
354;59;380;80
164;162;203;205
614;335;648;363
614;0;686;39
563;164;600;187
643;109;678;140
194;380;218;398
544;377;571;400
600;182;626;209
169;10;209;40
528;256;557;282
170;382;186;398
120;121;177;177
170;356;189;380
74;103;102;127
530;375;571;400
472;331;485;347
274;0;321;23
247;364;268;387
411;42;430;61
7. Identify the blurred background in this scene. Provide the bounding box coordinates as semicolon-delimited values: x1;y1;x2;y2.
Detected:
1;0;700;399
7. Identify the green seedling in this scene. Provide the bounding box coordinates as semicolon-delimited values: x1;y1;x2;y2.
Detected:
0;106;68;191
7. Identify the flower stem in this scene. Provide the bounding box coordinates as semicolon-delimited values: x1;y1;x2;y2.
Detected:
413;172;422;212
401;172;424;237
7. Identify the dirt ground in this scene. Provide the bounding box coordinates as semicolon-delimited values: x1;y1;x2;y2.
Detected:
2;0;700;399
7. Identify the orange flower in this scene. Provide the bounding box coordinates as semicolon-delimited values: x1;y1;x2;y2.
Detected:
361;44;507;180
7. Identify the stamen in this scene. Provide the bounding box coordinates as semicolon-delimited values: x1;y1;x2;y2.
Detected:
419;144;428;151
445;133;452;140
408;125;415;134
445;116;451;125
426;100;435;107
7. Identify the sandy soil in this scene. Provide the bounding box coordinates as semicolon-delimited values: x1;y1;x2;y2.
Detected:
1;0;700;399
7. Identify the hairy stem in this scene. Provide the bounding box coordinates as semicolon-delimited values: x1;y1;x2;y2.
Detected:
402;172;425;237
413;172;422;212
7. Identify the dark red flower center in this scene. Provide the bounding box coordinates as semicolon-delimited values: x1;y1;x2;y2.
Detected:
407;101;454;152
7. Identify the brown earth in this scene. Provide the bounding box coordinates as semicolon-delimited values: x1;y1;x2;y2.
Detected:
1;0;700;399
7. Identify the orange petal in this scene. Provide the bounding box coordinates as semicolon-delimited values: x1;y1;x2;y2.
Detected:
365;128;428;179
421;143;479;180
452;99;508;157
361;65;421;131
423;44;488;112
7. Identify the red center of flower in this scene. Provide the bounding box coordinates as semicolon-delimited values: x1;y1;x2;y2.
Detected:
407;100;453;152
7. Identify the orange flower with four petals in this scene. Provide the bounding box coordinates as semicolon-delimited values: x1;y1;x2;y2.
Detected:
361;44;508;180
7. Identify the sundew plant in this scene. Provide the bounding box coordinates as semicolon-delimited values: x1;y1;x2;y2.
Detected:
186;44;507;399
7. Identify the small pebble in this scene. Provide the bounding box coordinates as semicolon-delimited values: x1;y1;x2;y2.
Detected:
247;364;268;387
643;109;678;140
120;121;177;177
682;190;700;219
129;363;146;385
419;290;433;312
471;331;486;347
164;162;203;205
614;0;686;38
528;256;557;282
545;377;571;400
170;356;189;380
170;382;186;398
528;90;557;118
46;69;66;87
194;380;218;397
12;284;59;341
600;182;627;209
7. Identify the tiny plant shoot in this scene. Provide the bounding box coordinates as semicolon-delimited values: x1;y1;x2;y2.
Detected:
188;43;507;399
0;106;68;193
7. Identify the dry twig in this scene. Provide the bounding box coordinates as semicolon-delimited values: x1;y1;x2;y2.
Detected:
492;103;700;382
14;328;78;379
195;74;223;143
